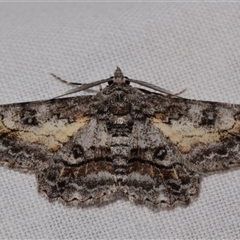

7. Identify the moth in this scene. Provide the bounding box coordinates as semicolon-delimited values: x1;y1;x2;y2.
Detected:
0;67;240;209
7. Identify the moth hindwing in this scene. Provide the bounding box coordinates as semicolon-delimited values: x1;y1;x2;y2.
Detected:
1;67;240;209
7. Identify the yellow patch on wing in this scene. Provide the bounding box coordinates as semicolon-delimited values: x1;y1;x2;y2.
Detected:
0;115;89;151
171;168;179;180
231;120;240;134
151;116;239;153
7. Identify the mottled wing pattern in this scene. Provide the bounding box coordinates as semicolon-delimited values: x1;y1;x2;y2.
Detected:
121;118;200;207
37;117;118;205
1;68;240;209
149;95;240;172
0;97;92;170
121;95;240;207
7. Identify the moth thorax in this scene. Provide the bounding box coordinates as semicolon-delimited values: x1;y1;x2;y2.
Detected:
109;102;131;115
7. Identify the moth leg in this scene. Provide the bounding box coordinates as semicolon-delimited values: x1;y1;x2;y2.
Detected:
137;87;186;97
170;88;186;97
50;73;82;86
50;73;100;100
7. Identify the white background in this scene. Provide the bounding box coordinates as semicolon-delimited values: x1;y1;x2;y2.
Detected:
0;3;240;239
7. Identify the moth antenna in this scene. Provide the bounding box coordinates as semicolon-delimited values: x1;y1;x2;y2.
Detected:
50;73;83;86
170;88;187;97
128;78;178;96
53;78;112;99
51;69;184;99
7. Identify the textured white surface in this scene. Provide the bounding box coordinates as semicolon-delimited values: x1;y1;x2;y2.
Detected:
0;3;240;239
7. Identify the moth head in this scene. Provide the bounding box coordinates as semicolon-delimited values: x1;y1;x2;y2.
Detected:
109;67;130;85
114;67;124;79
